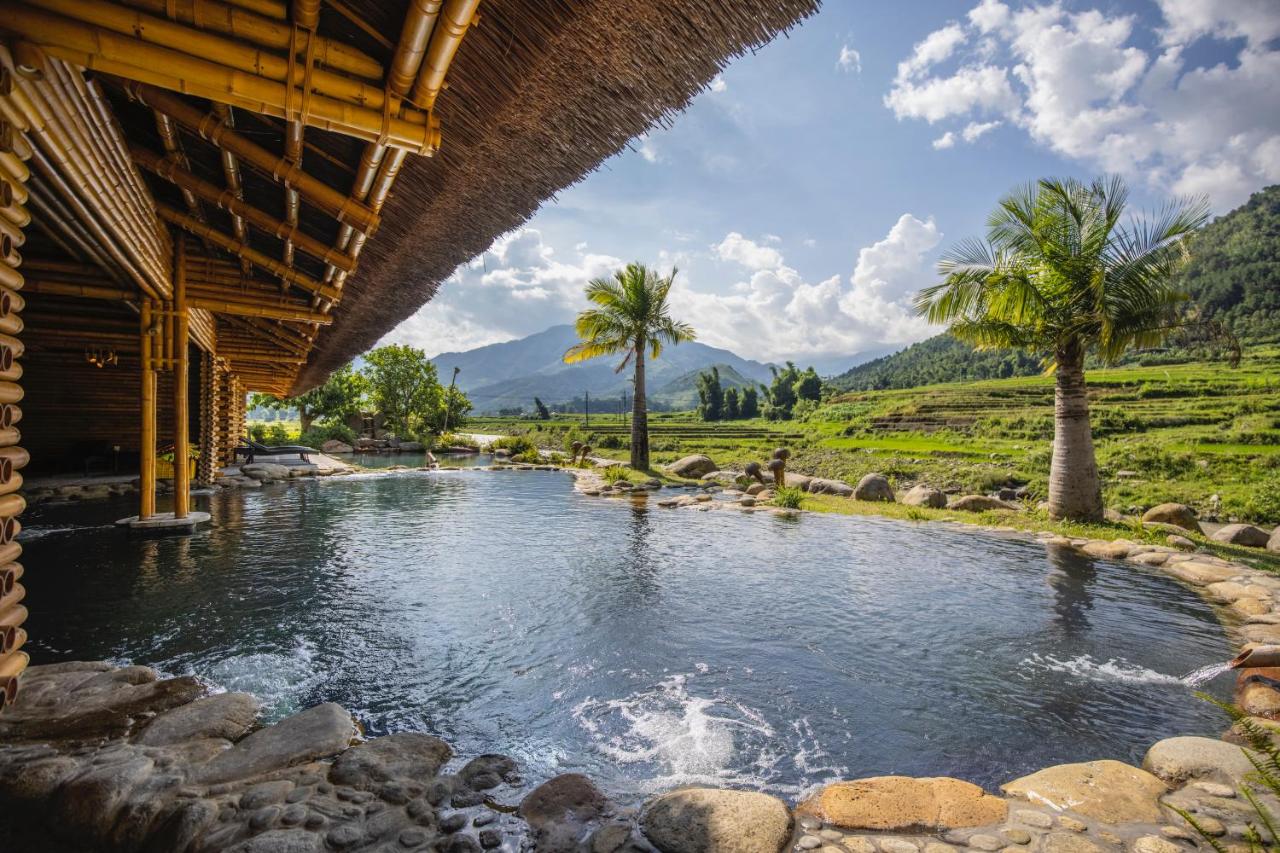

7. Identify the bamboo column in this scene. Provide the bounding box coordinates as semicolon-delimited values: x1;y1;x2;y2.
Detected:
139;298;157;519
172;239;190;518
0;106;30;709
197;350;216;485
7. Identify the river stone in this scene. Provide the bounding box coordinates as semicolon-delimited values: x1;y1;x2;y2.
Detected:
459;754;518;790
1166;534;1196;551
1269;527;1280;553
321;440;354;454
1211;524;1272;548
1040;834;1102;853
329;733;452;790
1132;837;1181;853
1000;761;1166;823
642;787;792;853
241;463;292;481
948;495;1019;512
224;828;325;853
1081;540;1133;560
520;773;608;829
1141;736;1256;785
194;703;355;784
135;691;260;746
796;776;1007;832
901;486;946;509
668;455;717;478
1140;503;1202;534
854;474;895;502
809;478;855;497
1163;560;1239;585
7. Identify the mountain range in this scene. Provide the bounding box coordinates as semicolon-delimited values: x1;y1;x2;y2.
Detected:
430;325;779;413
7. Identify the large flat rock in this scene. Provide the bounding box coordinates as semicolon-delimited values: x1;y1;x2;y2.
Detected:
328;732;452;790
136;692;260;746
642;787;792;853
192;703;354;785
796;776;1007;832
1001;760;1166;823
1141;736;1257;786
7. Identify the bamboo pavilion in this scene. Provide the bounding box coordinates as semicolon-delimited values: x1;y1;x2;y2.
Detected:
0;0;817;705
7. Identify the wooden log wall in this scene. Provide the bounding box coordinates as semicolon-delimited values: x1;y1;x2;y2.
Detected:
0;112;29;709
197;350;216;486
210;361;244;467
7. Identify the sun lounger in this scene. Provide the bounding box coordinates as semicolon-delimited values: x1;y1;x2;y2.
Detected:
234;440;316;464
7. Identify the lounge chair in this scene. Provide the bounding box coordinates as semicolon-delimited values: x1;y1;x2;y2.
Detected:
235;440;316;464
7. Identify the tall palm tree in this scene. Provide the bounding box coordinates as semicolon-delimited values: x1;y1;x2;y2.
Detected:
914;176;1209;521
565;263;696;469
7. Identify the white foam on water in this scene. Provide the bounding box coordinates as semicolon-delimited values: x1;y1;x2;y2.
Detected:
1021;653;1183;685
573;673;837;796
1181;661;1232;687
199;639;321;719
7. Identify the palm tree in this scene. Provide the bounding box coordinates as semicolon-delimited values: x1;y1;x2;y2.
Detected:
564;263;696;469
915;176;1209;521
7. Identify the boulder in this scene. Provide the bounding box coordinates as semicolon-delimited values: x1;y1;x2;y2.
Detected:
1211;524;1272;548
808;478;854;497
320;440;354;454
796;776;1006;833
1140;503;1202;534
745;484;766;496
398;441;425;452
458;753;519;790
642;787;791;853
328;733;452;790
1167;534;1196;551
1270;527;1280;554
1080;540;1133;560
240;463;291;481
669;455;718;478
135;692;260;746
193;703;355;784
901;485;947;509
783;474;813;491
948;495;1019;512
1001;760;1167;823
520;773;612;849
1141;736;1257;786
854;474;894;502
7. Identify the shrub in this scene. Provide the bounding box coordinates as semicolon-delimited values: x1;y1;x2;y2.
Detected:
438;432;479;450
602;465;631;484
490;435;537;456
299;422;357;449
597;434;629;450
511;448;542;464
792;399;820;421
772;486;804;509
250;422;297;445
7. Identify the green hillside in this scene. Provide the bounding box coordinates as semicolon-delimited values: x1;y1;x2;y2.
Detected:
831;184;1280;391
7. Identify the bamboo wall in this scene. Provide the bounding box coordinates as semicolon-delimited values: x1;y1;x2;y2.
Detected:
19;349;178;475
0;109;29;708
211;362;245;468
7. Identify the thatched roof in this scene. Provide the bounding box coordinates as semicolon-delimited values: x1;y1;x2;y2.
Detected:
290;0;818;392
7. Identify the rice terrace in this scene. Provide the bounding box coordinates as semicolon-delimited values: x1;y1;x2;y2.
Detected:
1;2;1279;853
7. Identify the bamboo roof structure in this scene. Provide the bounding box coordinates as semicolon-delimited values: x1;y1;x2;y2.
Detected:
3;0;818;397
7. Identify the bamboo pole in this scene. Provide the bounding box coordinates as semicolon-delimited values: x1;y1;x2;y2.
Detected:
409;0;480;110
173;241;190;518
0;650;28;708
390;0;444;97
123;82;380;233
189;296;332;323
156;205;341;300
210;104;250;274
140;299;157;519
132;145;357;272
38;0;391;111
12;8;440;154
119;0;383;81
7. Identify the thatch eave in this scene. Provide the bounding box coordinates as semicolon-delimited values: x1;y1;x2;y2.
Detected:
290;0;818;393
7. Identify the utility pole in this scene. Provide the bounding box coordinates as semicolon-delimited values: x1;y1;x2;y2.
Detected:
621;389;627;424
442;366;460;434
585;390;590;427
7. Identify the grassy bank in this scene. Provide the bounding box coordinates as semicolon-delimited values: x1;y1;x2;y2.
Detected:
472;347;1280;528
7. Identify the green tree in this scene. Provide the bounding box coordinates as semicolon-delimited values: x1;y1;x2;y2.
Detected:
795;367;822;402
696;366;724;421
533;397;551;420
723;386;740;419
251;362;366;434
766;362;800;419
564;262;696;469
363;344;444;437
740;386;760;419
915;175;1209;520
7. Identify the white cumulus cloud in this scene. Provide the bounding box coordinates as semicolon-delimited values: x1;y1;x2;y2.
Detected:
885;0;1280;210
838;44;862;73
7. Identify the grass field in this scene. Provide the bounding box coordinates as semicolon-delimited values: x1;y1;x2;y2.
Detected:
471;346;1280;527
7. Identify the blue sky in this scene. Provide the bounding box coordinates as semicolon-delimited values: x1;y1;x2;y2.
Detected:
386;0;1280;372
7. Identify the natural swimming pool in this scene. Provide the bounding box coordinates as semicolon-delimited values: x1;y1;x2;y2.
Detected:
19;469;1233;800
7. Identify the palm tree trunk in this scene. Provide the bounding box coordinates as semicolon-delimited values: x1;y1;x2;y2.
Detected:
631;342;648;470
1048;339;1102;521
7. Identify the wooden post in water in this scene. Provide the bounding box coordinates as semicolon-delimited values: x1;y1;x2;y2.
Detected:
172;239;189;518
139;299;157;519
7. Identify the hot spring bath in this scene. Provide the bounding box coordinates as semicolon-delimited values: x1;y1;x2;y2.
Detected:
18;469;1233;800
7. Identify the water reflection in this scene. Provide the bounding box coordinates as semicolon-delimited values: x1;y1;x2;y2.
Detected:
1046;544;1097;639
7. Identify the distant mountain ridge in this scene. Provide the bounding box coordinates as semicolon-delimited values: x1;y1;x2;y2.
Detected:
431;325;777;413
